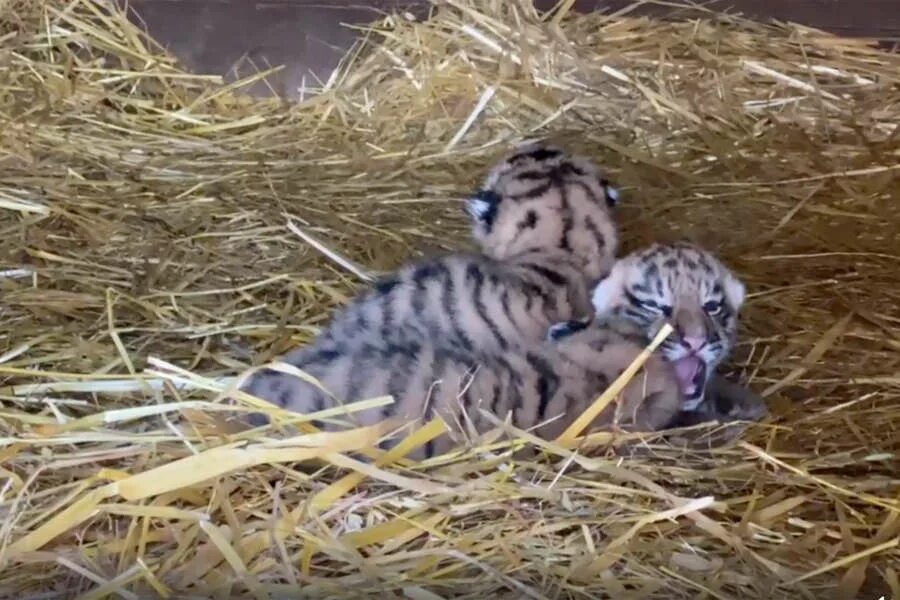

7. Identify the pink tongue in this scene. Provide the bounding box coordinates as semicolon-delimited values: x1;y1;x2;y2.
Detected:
672;356;702;395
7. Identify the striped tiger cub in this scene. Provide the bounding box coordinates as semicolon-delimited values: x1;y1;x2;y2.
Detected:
241;319;683;460
302;142;620;360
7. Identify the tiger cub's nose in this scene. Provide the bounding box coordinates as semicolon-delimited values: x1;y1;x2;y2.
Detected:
681;335;706;352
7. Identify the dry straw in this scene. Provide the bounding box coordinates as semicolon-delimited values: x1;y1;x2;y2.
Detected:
0;0;898;597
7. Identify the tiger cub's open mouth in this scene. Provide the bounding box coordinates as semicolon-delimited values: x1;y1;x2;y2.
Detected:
672;355;707;410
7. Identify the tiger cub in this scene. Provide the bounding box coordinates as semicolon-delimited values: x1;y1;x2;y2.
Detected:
549;241;753;418
298;142;620;361
241;316;683;460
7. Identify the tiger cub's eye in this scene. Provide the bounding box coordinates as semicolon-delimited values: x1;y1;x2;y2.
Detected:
703;300;724;316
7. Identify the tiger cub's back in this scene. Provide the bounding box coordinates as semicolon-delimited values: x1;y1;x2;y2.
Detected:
311;142;620;357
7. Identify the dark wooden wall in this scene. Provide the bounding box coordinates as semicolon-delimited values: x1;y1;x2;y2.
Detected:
127;1;899;98
537;0;900;39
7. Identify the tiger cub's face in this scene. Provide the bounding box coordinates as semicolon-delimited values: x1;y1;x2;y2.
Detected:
466;142;619;284
590;243;746;410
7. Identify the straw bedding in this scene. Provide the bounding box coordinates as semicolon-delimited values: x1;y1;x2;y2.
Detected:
1;0;898;597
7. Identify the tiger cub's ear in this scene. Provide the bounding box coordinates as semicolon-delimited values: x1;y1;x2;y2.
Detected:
465;189;502;226
721;269;746;312
590;262;628;316
547;318;590;342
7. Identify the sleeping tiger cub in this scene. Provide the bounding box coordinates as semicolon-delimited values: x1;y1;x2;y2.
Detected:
548;241;765;424
301;142;620;360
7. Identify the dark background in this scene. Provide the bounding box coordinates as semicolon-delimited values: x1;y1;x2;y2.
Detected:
126;0;900;98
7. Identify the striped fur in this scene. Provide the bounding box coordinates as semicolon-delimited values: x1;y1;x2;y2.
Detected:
242;322;682;460
588;242;747;412
299;142;619;359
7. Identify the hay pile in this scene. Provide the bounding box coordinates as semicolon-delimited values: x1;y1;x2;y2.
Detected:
1;0;898;597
